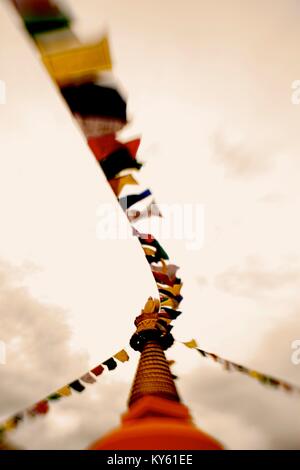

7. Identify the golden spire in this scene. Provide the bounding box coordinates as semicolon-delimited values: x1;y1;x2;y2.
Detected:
129;339;180;406
128;300;179;406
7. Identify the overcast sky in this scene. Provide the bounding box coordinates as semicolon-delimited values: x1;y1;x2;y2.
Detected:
0;0;300;449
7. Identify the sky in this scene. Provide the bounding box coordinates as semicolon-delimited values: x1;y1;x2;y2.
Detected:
0;0;300;449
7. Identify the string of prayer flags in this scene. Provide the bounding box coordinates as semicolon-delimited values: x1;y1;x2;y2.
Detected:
42;37;112;85
109;174;138;197
88;134;141;162
61;83;126;122
102;358;117;371
181;340;300;396
0;346;132;440
119;189;151;211
100;149;143;180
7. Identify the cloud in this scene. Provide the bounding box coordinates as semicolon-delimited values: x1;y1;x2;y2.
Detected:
258;193;286;204
215;257;300;300
212;133;275;179
0;260;89;421
196;275;208;287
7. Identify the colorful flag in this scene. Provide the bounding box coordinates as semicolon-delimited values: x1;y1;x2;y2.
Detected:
57;385;72;397
80;372;96;384
33;401;49;415
109;174;138;196
42;37;112;84
69;380;85;392
88;134;140;161
114;349;129;363
119;189;151;210
61;83;126;121
102;358;117;371
91;364;104;377
100;149;142;180
183;339;198;349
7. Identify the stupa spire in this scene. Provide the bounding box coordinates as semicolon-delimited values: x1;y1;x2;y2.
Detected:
128;339;179;406
88;298;224;450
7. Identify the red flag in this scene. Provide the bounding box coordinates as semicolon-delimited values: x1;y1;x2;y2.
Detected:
91;364;104;376
88;134;140;161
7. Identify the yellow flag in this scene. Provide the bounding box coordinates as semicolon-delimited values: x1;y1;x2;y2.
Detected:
183;339;198;349
172;284;182;295
142;245;157;257
114;349;129;363
3;419;16;431
157;283;182;296
109;174;138;196
42;36;112;85
160;298;177;308
249;370;261;380
57;385;72;397
158;258;167;274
